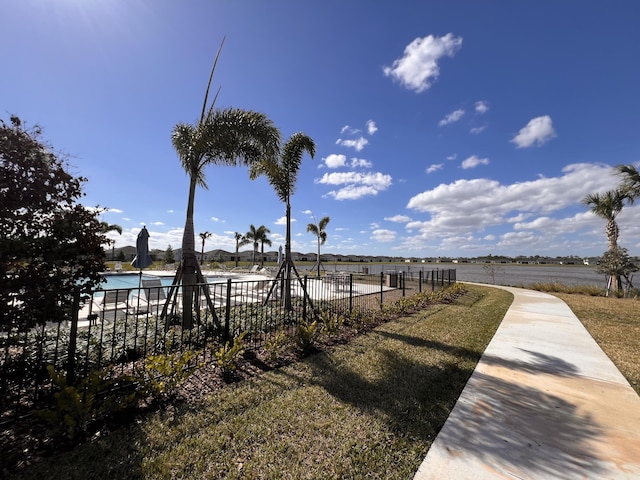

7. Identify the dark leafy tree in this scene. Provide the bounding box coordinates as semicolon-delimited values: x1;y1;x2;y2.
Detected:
0;116;107;331
164;245;175;264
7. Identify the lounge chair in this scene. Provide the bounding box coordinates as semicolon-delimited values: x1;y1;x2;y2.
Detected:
91;289;132;324
140;278;167;315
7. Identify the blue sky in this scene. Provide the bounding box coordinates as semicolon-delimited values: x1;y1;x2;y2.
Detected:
3;1;640;258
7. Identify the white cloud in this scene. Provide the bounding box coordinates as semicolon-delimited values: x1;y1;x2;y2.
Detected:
475;101;489;114
340;125;360;135
318;170;392;200
323;154;347;168
426;163;444;174
438;109;465;126
383;33;463;93
385;215;412;223
211;216;224;222
371;229;396;242
336;137;369;151
404;163;617;244
151;221;165;226
107;208;123;214
446;154;457;161
366;120;378;135
461;155;489;169
350;157;373;168
470;126;487;134
325;185;380;200
275;216;288;225
316;171;392;188
511;115;557;148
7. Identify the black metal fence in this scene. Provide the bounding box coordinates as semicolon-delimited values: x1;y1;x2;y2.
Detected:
0;269;456;425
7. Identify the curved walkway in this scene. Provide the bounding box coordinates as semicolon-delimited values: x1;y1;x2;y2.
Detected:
414;285;640;479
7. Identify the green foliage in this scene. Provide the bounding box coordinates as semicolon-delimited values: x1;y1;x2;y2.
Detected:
264;331;289;361
318;310;344;336
295;320;318;354
1;116;108;331
214;331;247;380
164;244;175;264
38;365;137;441
137;349;200;399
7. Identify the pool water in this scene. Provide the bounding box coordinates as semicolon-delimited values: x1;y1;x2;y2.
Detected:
100;274;224;291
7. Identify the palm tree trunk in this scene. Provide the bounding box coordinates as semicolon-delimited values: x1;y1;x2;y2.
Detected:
284;202;292;310
180;176;198;329
316;238;321;278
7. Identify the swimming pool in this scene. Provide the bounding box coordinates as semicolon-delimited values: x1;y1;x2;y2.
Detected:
99;273;225;291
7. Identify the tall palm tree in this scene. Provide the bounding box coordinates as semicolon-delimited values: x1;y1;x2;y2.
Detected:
234;232;250;268
199;231;212;265
169;40;281;328
307;215;330;278
250;133;315;309
582;189;625;293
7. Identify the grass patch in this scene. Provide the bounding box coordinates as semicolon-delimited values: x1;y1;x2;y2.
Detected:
553;293;640;395
8;285;511;479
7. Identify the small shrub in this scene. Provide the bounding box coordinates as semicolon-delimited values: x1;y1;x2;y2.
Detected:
319;310;344;336
264;332;289;361
38;365;137;441
214;331;248;381
137;349;201;399
295;320;318;354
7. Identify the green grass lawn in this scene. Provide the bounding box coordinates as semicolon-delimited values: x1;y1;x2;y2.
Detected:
8;285;511;479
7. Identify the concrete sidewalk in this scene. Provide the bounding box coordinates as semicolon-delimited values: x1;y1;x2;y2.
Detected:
414;285;640;479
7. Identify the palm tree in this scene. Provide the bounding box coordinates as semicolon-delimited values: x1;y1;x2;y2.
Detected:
100;221;122;261
582;189;626;293
245;224;271;266
258;226;272;267
168;40;281;328
234;232;250;268
616;164;640;203
307;215;330;278
250;133;316;309
199;231;212;265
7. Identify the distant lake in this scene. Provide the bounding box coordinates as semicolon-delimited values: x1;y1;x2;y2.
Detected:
322;262;605;287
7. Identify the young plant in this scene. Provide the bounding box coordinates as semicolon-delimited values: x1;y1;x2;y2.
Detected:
38;365;137;441
264;331;289;362
319;310;344;336
138;349;200;399
295;320;318;354
214;331;248;381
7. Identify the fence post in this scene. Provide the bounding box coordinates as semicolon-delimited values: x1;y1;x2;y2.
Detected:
66;288;81;384
432;270;436;291
302;275;308;323
401;272;406;297
419;270;422;293
380;272;384;309
224;279;232;341
348;274;353;316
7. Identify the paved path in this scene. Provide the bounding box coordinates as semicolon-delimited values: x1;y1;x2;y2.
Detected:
414;285;640;479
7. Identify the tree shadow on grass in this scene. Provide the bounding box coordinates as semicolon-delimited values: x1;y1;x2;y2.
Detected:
306;332;607;479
